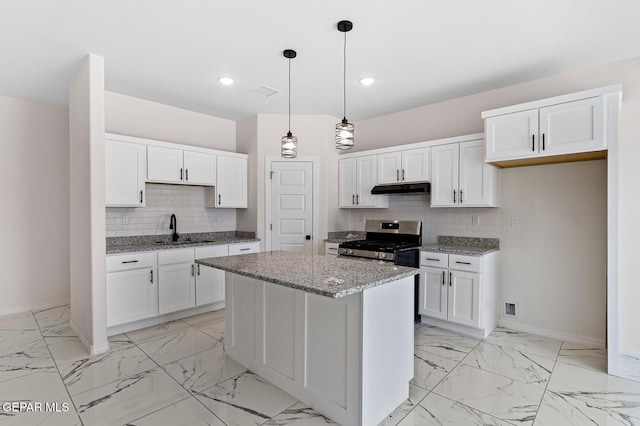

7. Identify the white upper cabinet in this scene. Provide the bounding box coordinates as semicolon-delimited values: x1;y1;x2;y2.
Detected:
105;139;146;207
216;155;247;208
431;139;500;207
183;150;217;185
147;146;184;183
338;155;388;208
376;147;430;184
483;86;621;165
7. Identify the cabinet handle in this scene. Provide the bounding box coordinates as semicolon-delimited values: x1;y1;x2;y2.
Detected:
460;190;463;204
197;264;200;276
185;169;189;181
442;270;445;285
218;194;221;205
402;169;405;181
396;169;400;181
240;248;251;251
453;190;456;203
352;194;355;205
356;194;359;205
532;134;535;151
425;258;440;261
542;133;545;151
191;264;195;276
180;168;183;180
449;272;452;287
122;260;139;264
150;270;153;283
455;261;472;265
140;190;143;204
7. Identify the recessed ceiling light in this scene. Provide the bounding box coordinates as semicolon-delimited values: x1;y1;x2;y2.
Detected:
218;77;234;86
360;77;375;86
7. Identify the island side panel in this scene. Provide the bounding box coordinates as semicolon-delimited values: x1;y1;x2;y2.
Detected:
361;276;414;426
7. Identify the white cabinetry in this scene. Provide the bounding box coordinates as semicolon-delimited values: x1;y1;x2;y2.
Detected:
157;248;196;315
377;148;430;184
418;250;499;338
148;146;216;185
338;155;388;208
483;86;622;165
106;252;157;327
105;139;146;207
195;245;228;306
215;155;248;208
183;150;217;185
431;139;500;207
228;241;260;255
325;242;339;256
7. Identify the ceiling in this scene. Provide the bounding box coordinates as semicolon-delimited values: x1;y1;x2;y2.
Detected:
2;0;640;121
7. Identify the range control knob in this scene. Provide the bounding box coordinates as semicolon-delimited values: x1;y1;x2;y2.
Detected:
347;249;354;255
379;252;387;259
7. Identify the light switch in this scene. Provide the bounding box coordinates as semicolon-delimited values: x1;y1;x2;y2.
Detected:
122;215;129;225
510;216;520;228
471;215;479;226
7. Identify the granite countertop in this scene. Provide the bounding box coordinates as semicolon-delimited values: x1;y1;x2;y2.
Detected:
107;231;259;254
420;236;499;256
196;250;418;298
324;231;366;244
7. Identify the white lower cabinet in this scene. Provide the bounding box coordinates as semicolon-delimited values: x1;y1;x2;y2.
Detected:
228;241;260;255
195;245;228;306
418;250;499;338
158;248;196;315
106;252;157;327
325;242;339;256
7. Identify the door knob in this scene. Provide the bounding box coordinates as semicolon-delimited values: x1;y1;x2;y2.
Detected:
305;235;311;240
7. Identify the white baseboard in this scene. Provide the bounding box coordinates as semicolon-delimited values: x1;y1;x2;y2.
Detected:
497;318;605;347
0;298;70;318
69;319;110;356
420;316;491;339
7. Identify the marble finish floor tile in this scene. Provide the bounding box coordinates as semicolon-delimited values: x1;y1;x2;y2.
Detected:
72;367;190;426
182;309;225;327
411;347;458;391
127;396;225;426
195;372;297;426
414;325;479;361
0;338;55;384
617;353;640;384
33;305;75;337
398;392;512;426
58;343;157;396
462;341;555;389
46;336;94;366
124;320;192;344
557;341;607;373
0;397;82;426
0;368;69;405
433;364;544;425
0;312;38;331
263;401;338;425
484;328;562;359
0;329;45;356
378;384;429;426
535;361;640;425
197;320;225;345
163;346;246;392
137;328;219;366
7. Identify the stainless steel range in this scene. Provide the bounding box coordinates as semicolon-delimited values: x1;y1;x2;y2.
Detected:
338;219;422;264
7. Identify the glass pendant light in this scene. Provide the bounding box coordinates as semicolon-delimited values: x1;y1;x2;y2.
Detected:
336;20;354;150
281;49;298;158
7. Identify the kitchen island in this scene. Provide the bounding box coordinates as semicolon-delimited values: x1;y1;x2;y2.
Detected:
196;251;418;426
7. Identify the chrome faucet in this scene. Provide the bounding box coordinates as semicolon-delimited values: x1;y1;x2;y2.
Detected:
169;214;179;242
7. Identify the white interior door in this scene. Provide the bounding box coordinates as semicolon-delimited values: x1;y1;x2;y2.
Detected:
271;161;313;253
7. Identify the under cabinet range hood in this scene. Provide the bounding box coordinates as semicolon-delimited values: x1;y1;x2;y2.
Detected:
370;182;430;195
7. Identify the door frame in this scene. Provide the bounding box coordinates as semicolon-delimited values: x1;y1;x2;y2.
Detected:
265;156;319;255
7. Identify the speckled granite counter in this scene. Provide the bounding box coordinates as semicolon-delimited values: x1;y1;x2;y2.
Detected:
420;236;499;256
107;231;259;254
324;231;366;244
196;250;417;298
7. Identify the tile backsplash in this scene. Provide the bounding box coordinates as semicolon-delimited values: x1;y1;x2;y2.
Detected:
106;183;236;237
349;194;500;243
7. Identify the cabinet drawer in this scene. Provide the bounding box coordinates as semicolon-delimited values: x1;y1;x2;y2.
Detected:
449;254;481;272
325;242;339;256
195;244;229;259
107;252;155;272
420;252;448;267
157;247;195;265
229;241;260;255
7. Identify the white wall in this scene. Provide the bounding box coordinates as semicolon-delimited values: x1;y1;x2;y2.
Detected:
236;116;258;232
106;184;236;237
254;114;350;253
353;57;640;346
0;96;70;315
69;54;107;354
105;91;236;151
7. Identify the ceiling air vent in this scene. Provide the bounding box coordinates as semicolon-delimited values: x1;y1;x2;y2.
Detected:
249;86;280;98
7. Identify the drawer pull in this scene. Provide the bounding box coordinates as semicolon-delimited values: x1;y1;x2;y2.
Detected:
532;134;535;151
455;261;472;265
121;260;139;264
150;270;153;283
240;248;251;251
425;258;440;261
442;270;445;285
328;248;338;251
449;272;452;287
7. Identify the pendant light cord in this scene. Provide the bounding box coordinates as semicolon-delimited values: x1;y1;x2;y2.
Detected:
288;57;291;132
343;30;347;121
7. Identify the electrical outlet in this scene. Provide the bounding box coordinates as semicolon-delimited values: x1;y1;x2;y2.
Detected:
122;215;129;225
471;215;479;226
510;216;520;228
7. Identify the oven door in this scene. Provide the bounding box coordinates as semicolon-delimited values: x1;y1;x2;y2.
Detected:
394;248;421;323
